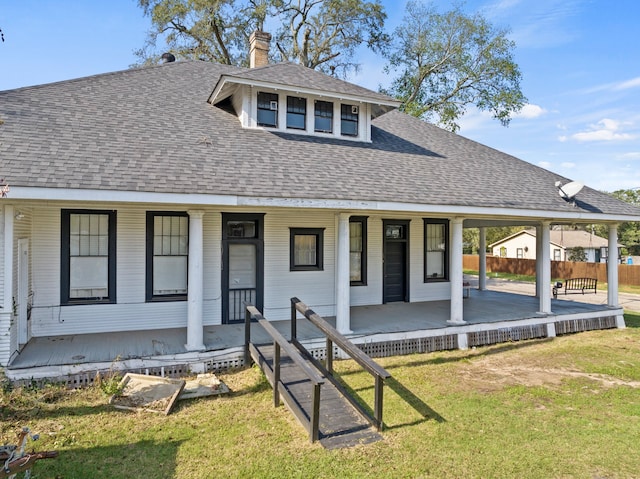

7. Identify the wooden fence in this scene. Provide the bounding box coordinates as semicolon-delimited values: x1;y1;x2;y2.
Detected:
463;255;640;286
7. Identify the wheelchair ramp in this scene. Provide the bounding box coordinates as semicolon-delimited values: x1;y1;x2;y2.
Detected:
251;343;383;449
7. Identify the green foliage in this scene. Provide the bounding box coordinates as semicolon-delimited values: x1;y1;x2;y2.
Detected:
381;1;526;132
590;189;640;255
135;0;387;76
95;370;124;397
566;246;587;262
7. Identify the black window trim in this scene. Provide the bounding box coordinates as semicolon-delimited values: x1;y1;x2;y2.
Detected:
423;218;449;283
340;103;359;137
146;211;189;302
290;227;325;271
314;99;334;133
61;209;117;305
350;216;368;286
257;91;278;128
286;95;307;130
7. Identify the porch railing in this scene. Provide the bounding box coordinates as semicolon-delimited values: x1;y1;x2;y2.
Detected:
229;288;256;322
290;297;391;431
244;305;325;442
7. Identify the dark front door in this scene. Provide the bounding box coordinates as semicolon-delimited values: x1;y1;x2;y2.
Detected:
222;213;264;324
383;220;409;303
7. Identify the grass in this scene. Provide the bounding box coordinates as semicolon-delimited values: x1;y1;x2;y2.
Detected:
1;313;639;478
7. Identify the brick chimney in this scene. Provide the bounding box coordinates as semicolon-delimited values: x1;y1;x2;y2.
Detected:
249;31;271;68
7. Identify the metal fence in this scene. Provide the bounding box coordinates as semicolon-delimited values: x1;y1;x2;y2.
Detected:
463;254;640;286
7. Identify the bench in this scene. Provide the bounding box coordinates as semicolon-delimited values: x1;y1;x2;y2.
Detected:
552;278;597;299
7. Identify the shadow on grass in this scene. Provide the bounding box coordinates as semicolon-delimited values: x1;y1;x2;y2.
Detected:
32;439;185;479
624;311;640;328
384;377;446;429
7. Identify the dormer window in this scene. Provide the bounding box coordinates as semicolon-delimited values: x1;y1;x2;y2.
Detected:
286;96;306;130
314;100;333;133
341;104;359;137
257;92;278;127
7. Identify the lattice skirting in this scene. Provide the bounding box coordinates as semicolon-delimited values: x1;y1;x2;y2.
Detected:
467;324;548;348
554;316;617;335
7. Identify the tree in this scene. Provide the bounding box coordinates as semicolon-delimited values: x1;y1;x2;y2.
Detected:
273;0;387;76
381;1;526;132
566;246;587;262
135;0;387;76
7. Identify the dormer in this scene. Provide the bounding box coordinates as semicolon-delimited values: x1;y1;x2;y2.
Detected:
208;32;400;143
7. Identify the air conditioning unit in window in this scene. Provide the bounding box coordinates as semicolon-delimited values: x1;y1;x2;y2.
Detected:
351;105;359;114
270;101;278;111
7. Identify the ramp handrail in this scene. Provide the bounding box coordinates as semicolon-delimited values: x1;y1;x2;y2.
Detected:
244;305;324;442
290;297;391;431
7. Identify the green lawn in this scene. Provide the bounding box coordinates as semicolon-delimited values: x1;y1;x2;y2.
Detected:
2;313;639;478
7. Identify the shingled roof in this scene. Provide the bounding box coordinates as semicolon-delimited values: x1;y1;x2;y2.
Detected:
1;60;639;219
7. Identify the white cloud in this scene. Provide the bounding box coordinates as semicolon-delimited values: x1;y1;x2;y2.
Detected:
618;152;640;161
561;162;576;168
538;161;552;169
514;104;547;119
613;77;640;91
568;118;636;142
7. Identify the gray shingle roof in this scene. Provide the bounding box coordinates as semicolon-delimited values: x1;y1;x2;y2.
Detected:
226;62;398;104
1;60;639;219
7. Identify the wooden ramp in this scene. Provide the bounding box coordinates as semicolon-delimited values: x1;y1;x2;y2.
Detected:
251;343;383;449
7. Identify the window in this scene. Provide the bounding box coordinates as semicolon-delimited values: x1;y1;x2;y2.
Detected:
350;217;367;285
424;219;448;281
290;228;324;271
553;249;562;261
146;212;188;301
500;246;507;258
61;210;116;304
287;96;306;130
516;248;524;259
341;104;359;136
257;92;278;127
314;100;333;133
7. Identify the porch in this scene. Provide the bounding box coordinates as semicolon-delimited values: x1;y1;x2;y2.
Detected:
5;281;626;384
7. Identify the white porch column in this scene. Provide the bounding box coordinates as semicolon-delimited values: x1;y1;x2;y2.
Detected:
535;224;543;298
607;224;619;308
3;205;14;312
336;213;352;334
448;217;466;324
537;222;552;314
186;210;205;351
478;227;487;291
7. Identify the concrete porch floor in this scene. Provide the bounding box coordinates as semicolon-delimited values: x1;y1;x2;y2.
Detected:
6;278;630;380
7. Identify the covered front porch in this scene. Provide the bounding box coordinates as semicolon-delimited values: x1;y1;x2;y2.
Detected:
5;282;625;384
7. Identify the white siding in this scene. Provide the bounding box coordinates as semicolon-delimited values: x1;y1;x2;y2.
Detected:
22;203;457;338
263;210;336;320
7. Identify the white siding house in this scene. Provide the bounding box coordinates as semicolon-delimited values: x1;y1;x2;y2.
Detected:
489;229;623;262
1;33;640;377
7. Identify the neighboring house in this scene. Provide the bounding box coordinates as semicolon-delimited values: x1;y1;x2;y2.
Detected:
489;229;623;262
1;33;640;377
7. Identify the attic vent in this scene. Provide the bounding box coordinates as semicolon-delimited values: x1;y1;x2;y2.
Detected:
351;105;359;114
269;101;278;111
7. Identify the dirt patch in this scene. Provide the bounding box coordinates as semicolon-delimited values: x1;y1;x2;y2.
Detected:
456;355;640;393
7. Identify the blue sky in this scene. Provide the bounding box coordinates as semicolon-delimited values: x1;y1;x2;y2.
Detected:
2;0;639;193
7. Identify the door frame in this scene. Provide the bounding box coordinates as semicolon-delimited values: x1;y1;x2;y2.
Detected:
221;213;265;324
382;219;410;304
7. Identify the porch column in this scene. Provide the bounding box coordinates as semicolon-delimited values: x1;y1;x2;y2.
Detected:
3;205;14;313
448;217;466;324
537;221;552;314
607;224;619;308
534;225;542;297
336;213;352;334
186;210;205;351
478;227;487;290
